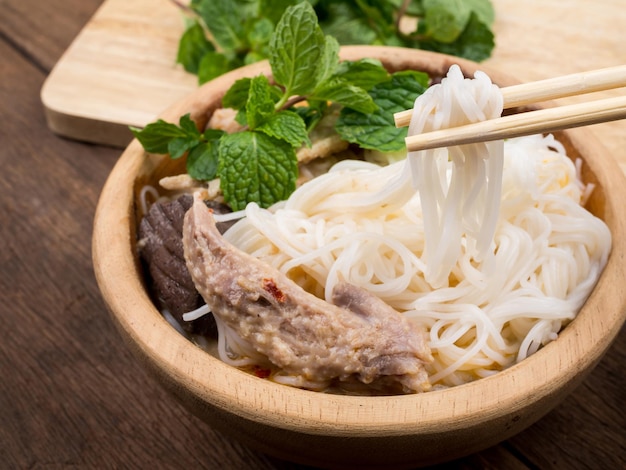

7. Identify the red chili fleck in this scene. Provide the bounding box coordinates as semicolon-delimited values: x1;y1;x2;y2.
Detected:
263;278;285;302
252;366;271;379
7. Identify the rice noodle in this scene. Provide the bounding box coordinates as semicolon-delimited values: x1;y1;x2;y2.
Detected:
203;65;611;388
407;65;504;286
138;185;162;218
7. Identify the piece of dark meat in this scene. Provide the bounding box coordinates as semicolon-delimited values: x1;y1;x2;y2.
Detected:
183;194;433;393
138;194;235;334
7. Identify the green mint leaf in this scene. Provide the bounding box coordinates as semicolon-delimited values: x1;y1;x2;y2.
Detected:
176;21;215;74
315;35;340;85
312;77;377;114
335;71;429;152
130;120;190;154
448;13;495;62
420;12;494;62
198;0;246;51
198;51;231;85
259;0;300;25
232;0;259;19
203;128;226;141
235;110;248;127
353;0;396;40
402;0;425;16
257;110;311;148
187;139;221;181
222;78;252;110
316;3;378;45
292;100;328;132
219;131;298;210
168;137;199;159
179;0;497;82
246;17;274;49
269;2;326;96
179;114;200;136
333;59;390;91
464;0;495;26
130;113;211;164
222;76;282;113
246;75;277;129
244;51;266;65
422;0;471;43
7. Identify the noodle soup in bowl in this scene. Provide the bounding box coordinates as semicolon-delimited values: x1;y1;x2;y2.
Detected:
93;46;626;468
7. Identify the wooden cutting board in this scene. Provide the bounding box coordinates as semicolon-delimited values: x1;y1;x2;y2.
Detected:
41;0;626;172
41;0;195;147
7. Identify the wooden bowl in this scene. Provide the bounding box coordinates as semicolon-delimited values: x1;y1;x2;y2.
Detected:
92;46;626;469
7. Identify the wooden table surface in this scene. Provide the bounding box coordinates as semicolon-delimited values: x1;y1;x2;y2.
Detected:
1;0;624;468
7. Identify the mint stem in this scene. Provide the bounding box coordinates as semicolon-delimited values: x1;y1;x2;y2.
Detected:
281;95;307;110
169;0;194;15
396;0;411;32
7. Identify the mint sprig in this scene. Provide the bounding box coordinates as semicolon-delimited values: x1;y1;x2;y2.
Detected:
174;0;496;85
269;3;326;100
419;12;495;62
196;0;245;52
134;3;430;210
336;71;430;152
176;21;215;75
130;115;224;181
219;132;298;209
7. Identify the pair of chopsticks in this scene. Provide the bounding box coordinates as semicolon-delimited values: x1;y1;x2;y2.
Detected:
394;65;626;152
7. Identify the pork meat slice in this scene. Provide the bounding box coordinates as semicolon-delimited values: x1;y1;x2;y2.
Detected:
138;194;234;336
183;195;432;393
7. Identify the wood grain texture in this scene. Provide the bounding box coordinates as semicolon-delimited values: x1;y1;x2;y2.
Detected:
0;0;102;71
1;0;624;468
0;4;278;468
40;0;196;146
485;0;626;175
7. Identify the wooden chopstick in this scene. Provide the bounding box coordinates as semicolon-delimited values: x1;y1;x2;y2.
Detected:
403;95;626;152
393;65;626;129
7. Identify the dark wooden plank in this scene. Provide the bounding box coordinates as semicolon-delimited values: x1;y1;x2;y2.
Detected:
508;326;626;469
0;38;279;469
0;0;104;72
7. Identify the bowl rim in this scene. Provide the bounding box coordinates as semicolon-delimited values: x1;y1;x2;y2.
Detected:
93;45;626;438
